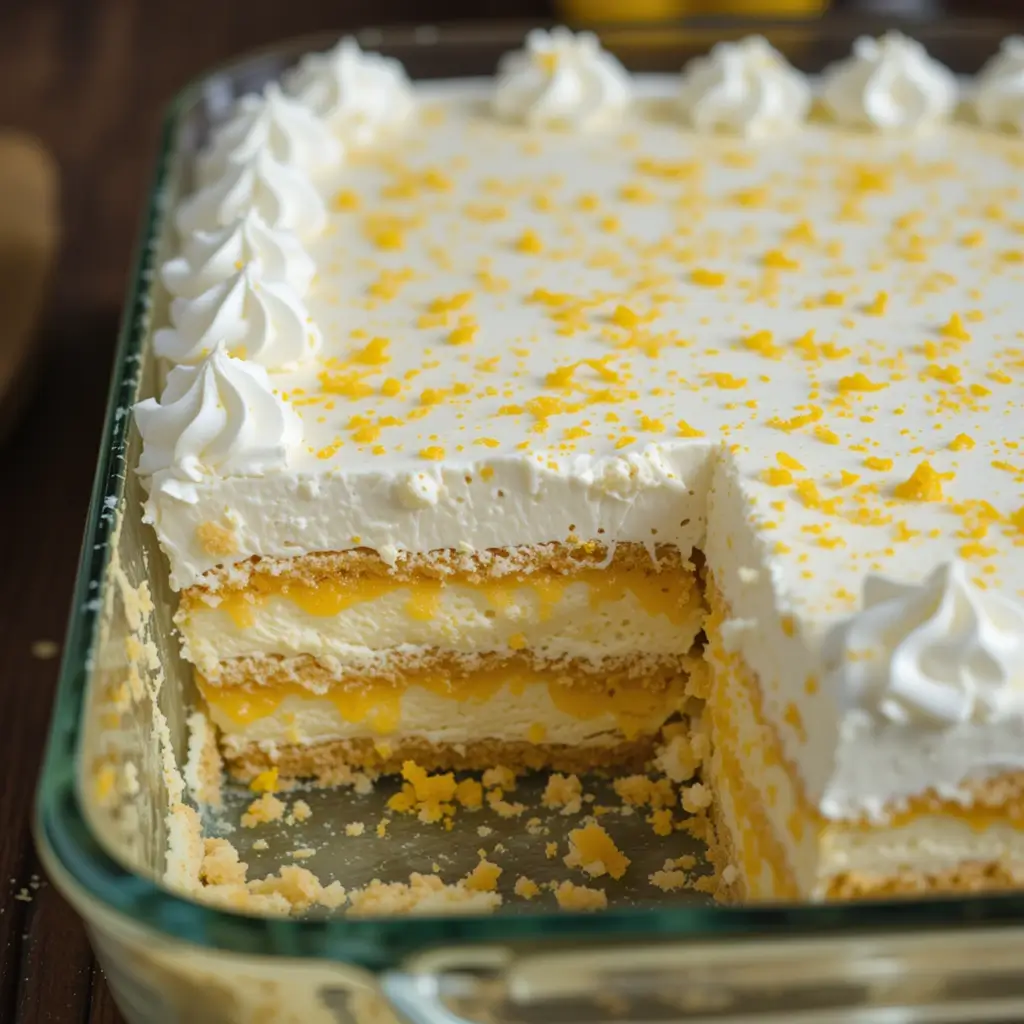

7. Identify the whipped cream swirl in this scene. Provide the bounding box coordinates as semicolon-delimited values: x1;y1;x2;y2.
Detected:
197;83;342;185
825;561;1024;728
135;343;303;485
176;150;326;238
974;36;1024;134
821;32;957;133
678;35;811;138
155;266;322;370
493;28;632;130
161;211;315;299
285;37;414;146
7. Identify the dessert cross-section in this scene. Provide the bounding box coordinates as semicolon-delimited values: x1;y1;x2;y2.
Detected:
135;29;1024;902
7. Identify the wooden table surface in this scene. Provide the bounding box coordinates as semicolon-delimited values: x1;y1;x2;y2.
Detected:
0;1;1019;1021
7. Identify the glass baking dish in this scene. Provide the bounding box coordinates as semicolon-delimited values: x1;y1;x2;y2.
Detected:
35;18;1024;1024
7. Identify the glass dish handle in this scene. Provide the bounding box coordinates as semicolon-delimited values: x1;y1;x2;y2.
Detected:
383;926;1024;1024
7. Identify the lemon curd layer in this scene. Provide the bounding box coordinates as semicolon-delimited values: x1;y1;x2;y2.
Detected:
199;659;692;757
178;564;704;676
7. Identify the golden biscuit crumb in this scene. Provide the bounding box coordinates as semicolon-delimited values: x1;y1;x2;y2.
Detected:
465;858;503;892
514;876;540;900
542;773;583;814
564;823;631;880
241;793;285;828
554;880;607;911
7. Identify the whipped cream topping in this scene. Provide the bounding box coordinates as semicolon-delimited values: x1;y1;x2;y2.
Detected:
285;37;414;146
197;83;342;185
154;266;322;370
176;150;326;238
825;562;1024;728
822;32;958;132
161;211;316;300
493;28;631;130
974;36;1024;133
678;35;811;137
135;343;302;486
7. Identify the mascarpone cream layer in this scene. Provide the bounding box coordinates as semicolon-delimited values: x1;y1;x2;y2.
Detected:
147;77;1024;822
179;574;702;676
205;681;683;753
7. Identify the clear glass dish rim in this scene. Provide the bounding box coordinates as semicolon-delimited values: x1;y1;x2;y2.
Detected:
35;15;1024;968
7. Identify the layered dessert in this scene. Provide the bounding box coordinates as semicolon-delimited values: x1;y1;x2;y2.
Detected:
135;30;1024;901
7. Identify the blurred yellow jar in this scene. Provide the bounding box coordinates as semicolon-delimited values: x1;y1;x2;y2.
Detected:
557;0;828;19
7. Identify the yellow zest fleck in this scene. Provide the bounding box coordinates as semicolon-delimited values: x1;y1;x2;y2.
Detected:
610;304;640;328
703;372;746;390
960;230;985;248
677;419;705;438
380;377;402;397
777;452;805;471
762;468;793;486
730;187;768;207
864;291;888;316
352;337;390;365
690;268;726;287
821;290;845;307
767;405;823;432
763;249;800;270
429;292;472;314
332;189;360;211
950;433;975;451
614;435;637;450
864;456;894;471
369;225;404;250
515;229;544;254
419;446;445;461
838;372;887;392
319;371;374;399
619;182;655;203
939;313;971;341
814;425;840;445
448;324;478;346
741;330;782;359
923;363;962;384
893;461;944;502
784;220;816;244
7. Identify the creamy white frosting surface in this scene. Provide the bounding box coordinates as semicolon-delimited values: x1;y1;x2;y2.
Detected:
822;31;958;132
678;35;810;137
138;45;1024;823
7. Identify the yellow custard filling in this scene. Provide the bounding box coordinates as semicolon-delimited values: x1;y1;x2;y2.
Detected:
198;662;690;739
192;566;699;631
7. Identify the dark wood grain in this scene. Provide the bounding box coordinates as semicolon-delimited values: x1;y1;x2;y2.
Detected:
0;1;1018;1022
